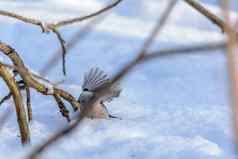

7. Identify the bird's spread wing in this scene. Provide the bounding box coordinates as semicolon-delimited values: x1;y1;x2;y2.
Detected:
82;67;122;104
82;67;110;91
100;85;121;103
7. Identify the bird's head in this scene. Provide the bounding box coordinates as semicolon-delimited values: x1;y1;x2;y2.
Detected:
78;90;94;104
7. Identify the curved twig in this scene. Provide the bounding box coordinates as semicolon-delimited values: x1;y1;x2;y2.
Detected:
0;92;12;106
50;0;123;28
51;29;67;75
0;64;30;145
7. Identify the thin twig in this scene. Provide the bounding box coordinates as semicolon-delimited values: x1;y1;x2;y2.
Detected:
51;29;67;76
40;14;109;76
0;92;12;106
0;10;42;28
0;0;122;30
183;0;226;31
0;85;25;107
183;0;238;36
144;41;226;61
0;80;26;108
53;94;70;122
26;85;32;122
49;0;123;29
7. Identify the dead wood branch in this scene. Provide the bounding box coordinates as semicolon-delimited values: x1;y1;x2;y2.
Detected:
0;64;30;145
0;42;80;121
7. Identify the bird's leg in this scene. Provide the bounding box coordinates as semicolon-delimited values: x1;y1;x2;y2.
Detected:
108;114;122;120
100;101;121;120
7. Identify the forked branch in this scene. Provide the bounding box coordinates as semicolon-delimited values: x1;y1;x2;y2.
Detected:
183;0;238;36
0;0;123;75
0;42;80;120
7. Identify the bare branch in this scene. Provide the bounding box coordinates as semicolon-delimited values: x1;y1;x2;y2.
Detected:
0;64;30;145
144;41;226;61
0;10;42;28
220;0;238;150
51;29;67;75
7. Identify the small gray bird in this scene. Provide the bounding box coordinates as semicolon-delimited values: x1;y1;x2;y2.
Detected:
77;68;121;119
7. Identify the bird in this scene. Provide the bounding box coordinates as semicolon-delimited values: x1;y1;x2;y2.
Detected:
77;67;121;119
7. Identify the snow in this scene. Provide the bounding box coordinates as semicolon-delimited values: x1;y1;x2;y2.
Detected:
0;0;237;159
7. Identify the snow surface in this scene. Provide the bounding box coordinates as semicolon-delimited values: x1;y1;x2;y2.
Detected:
0;0;237;159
